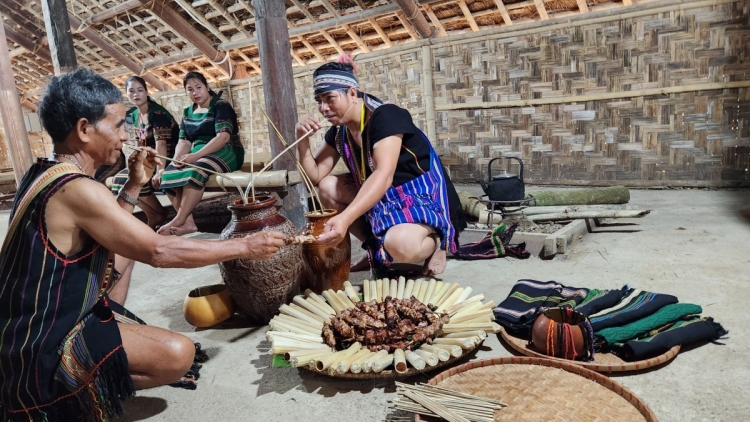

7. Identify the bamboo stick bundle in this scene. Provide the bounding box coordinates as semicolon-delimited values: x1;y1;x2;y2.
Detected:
430;282;452;306
363;279;371;302
446;295;485;315
393;349;408;373
416;279;430;303
273;313;323;331
293;296;332;321
343;281;360;303
423;279;437;305
396;276;406;299
418;344;450;361
336;290;356;309
389;279;398;298
404;278;416;298
455;287;473;304
428;281;445;304
394;382;506;422
441;322;502;334
321;290;345;313
350;350;375;373
376;279;384;302
414;349;439;366
405;350;426;370
335;347;369;375
363;350;388;373
266;331;323;343
448;309;494;324
411;279;424;301
443;330;487;340
286;349;332;366
436;288;464;313
279;304;325;326
304;290;337;315
434;283;459;308
370;280;378;302
432;337;477;349
399;390;469;422
270;342;330;355
372;353;395;373
429;343;463;357
316;342;361;371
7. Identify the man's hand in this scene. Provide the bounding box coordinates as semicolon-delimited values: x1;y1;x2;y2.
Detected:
315;214;351;247
127;147;162;186
295;116;322;140
243;230;286;260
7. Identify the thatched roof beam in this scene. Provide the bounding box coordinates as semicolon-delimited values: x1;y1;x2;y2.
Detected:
394;0;434;38
493;0;513;25
622;0;633;4
3;24;52;63
173;0;229;42
89;0;141;24
575;0;589;13
396;11;421;40
367;17;394;46
300;37;326;62
422;4;448;36
457;0;480;31
290;49;306;66
533;0;549;19
342;24;370;53
290;0;317;22
319;30;346;56
318;0;341;20
203;0;253;38
138;0;230;76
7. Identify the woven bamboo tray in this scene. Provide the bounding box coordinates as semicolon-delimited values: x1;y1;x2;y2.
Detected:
499;326;680;373
266;280;498;380
415;356;658;422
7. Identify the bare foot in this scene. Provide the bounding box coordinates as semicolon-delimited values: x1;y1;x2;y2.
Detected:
156;219;177;236
148;212;169;231
422;248;447;276
168;222;198;236
350;254;370;272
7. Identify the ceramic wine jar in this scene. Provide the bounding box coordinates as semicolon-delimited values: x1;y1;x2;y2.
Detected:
183;284;236;328
531;307;586;360
218;195;304;324
302;209;351;293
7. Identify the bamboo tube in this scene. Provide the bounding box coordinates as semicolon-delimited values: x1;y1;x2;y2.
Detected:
305;290;337;315
450;301;483;318
269;320;320;336
416;279;429;303
280;304;325;325
449;309;494;324
428;281;444;304
376;279;384;302
293;296;331;320
343;281;360;303
285;347;332;361
396;276;406;299
336;348;370;374
316;342;360;371
393;349;408;373
266;331;323;343
321;290;344;313
291;351;331;368
423;279;437;305
303;297;334;320
443;330;487;340
411;279;424;301
370;280;377;302
435;288;463;313
446;294;485;315
404;278;415;298
273;313;322;331
389;279;398;299
414;349;439;367
350;350;374;374
432;337;476;349
441;322;502;333
405;350;426;370
434;283;459;308
270;343;330;355
372;353;395;373
270;337;328;350
430;343;463;358
455;287;473;305
419;345;450;362
363;350;388;373
430;282;452;306
336;290;355;309
457;316;494;324
363;279;371;302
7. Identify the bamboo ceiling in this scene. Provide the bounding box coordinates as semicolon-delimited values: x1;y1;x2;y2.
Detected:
3;0;645;108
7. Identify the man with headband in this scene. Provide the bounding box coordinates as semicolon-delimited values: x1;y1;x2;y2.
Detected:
295;55;466;277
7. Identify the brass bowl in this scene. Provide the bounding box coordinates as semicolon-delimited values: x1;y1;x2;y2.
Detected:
183;284;236;328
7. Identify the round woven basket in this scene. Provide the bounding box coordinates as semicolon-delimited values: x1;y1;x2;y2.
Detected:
416;356;658;422
499;326;680;373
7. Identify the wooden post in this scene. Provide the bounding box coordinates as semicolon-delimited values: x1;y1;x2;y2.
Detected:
253;0;306;228
421;45;436;144
40;0;77;74
0;20;35;184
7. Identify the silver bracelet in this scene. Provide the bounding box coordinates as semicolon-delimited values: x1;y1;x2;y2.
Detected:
117;188;140;207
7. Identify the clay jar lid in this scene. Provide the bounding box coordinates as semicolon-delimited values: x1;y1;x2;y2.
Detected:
530;307;587;361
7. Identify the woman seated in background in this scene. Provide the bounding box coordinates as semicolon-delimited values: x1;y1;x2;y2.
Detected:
158;71;245;236
108;75;179;229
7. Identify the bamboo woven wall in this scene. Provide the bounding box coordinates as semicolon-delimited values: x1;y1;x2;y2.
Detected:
145;0;750;187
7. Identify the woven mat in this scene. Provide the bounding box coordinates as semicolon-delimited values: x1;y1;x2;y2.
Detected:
418;357;657;421
499;326;679;373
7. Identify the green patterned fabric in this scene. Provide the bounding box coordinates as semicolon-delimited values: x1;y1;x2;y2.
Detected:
595;303;703;345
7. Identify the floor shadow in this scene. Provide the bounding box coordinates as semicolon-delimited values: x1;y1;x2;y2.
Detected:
250;340;306;396
117;396;168;421
585;219;642;234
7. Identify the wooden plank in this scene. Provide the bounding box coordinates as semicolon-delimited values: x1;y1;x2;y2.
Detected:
342;24;370;53
493;0;513;26
40;0;77;73
532;0;549;20
319;30;346;56
299;38;326;62
457;0;479;32
368;17;394;47
422;4;448;36
576;0;589;13
3;23;52;63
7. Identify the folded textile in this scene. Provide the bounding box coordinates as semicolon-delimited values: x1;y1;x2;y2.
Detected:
614;317;728;361
494;280;588;335
595;303;702;346
453;223;531;261
589;289;678;331
576;286;631;317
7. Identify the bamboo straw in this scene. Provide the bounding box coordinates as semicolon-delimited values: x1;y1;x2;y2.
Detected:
273;312;321;330
281;304;325;325
443;330;487;340
270;316;321;334
446;295;485;315
316;342;360;371
270;343;330;355
400;390;469;422
448;309;493;324
441;322;501;333
424;279;437;305
389;279;398;299
269;320;320;336
363;279;371;302
404;278;415;298
286;348;330;364
349;350;374;374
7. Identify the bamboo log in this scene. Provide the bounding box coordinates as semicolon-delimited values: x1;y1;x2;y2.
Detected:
286;349;331;365
316;343;360;371
414;349;439;367
270;342;330;355
428;281;445;305
449;309;494;324
532;186;630;206
389;279;398;299
528;210;651;222
293;296;331;320
424;279;437;306
442;322;502;333
446;295;485;315
335;346;367;374
376;279;384;302
431;282;452;306
336;290;356;309
436;288;464;313
281;304;326;325
266;331;323;343
430;343;463;358
273;313;322;331
444;330;488;340
432;337;476;349
419;345;451;362
396;276;406;300
393;349;408;373
350;350;375;374
372;353;395;373
516;204;643;215
455;287;473;305
412;279;424;301
370;280;378;302
363;350;388;373
404;278;416;298
363;279;371;303
435;284;459;308
321;290;345;313
343;281;360;303
269;320;321;336
405;350;426;370
416;279;429;303
304;290;336;315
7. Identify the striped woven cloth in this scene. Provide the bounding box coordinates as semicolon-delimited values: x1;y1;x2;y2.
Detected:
595;303;702;346
588;289;678;331
614;317;727;361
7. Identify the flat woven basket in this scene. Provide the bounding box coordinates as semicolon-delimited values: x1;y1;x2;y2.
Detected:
415;356;658;422
499;326;680;373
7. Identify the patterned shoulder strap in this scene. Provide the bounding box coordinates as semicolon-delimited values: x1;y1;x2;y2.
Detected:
1;163;82;255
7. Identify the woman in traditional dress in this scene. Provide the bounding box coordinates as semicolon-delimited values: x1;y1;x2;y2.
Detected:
295;56;466;276
0;68;285;421
108;76;179;229
157;71;245;236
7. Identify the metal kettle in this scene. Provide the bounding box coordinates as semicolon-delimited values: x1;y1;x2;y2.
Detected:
477;157;525;202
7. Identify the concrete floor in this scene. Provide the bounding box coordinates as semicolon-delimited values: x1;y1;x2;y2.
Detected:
4;186;748;421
